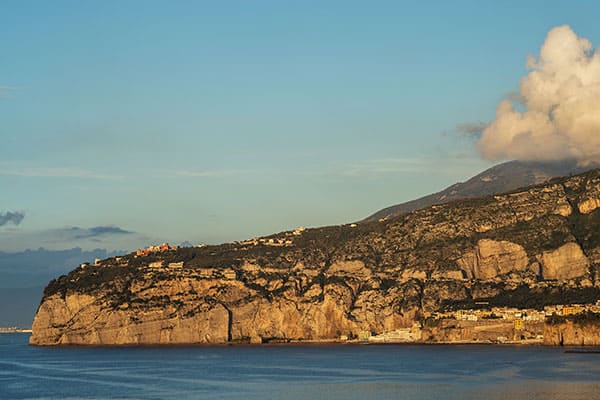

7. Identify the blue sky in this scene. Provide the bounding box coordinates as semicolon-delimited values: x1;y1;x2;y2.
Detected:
1;1;599;251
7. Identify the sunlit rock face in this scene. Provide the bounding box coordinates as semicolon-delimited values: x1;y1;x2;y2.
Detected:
544;322;600;346
538;243;590;281
31;169;600;346
458;239;529;280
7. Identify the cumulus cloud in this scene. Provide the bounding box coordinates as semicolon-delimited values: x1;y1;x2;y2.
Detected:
0;211;25;226
477;25;600;165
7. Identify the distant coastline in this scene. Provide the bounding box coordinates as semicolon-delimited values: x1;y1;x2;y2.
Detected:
0;327;32;334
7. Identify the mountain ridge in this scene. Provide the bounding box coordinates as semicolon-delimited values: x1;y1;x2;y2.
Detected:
364;160;597;221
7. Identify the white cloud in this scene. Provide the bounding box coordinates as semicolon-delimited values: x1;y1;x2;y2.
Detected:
477;25;600;165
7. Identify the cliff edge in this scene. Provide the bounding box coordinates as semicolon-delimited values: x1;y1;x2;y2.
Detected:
31;169;600;345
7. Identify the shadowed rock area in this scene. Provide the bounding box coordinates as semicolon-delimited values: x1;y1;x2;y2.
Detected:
30;169;600;345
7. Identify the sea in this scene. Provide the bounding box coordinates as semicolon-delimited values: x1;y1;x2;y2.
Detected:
1;333;600;400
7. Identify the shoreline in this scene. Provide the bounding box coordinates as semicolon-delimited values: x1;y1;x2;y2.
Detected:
25;337;600;348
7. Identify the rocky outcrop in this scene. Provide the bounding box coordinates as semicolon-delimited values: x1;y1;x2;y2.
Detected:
537;243;590;280
30;292;231;345
457;239;528;280
577;176;600;214
578;198;600;214
544;321;600;346
30;277;415;345
30;168;600;345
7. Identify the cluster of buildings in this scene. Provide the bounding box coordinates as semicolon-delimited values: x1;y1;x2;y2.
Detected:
364;323;423;343
431;301;600;324
240;227;307;247
451;307;546;322
543;303;600;316
135;243;178;257
344;302;600;344
241;237;294;247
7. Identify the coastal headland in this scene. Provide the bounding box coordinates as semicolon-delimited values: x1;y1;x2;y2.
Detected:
31;169;600;346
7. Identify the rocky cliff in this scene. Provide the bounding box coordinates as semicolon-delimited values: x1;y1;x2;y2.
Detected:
544;320;600;346
30;169;600;345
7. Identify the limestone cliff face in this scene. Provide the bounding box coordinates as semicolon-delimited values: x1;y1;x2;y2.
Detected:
31;293;230;345
538;243;590;280
31;169;600;345
30;265;422;345
544;322;600;346
457;239;528;280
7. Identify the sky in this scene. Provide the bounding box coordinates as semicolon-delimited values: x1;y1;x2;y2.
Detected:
2;1;600;252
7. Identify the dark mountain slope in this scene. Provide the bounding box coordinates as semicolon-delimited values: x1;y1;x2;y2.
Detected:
365;160;596;221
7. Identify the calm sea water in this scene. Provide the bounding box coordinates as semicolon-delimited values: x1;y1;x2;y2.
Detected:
1;333;600;400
